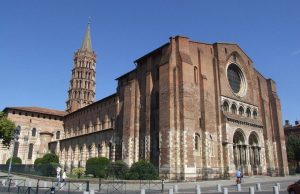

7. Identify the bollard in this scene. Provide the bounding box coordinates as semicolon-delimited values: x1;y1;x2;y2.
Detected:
50;187;55;194
217;184;222;192
86;181;90;192
223;188;228;194
162;179;165;193
196;185;201;194
256;183;261;191
174;184;178;193
237;184;241;191
169;188;174;194
36;179;40;194
273;186;279;194
90;189;95;194
249;186;255;194
99;178;102;192
275;183;280;190
8;179;12;192
140;189;145;194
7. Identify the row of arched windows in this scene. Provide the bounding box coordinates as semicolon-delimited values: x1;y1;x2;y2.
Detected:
73;80;94;90
72;91;94;100
222;101;258;118
65;118;115;137
74;70;94;80
76;60;94;69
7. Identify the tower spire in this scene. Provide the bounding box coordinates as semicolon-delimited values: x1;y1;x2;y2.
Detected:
81;20;92;52
66;21;96;113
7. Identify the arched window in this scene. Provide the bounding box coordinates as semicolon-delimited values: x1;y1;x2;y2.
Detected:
194;66;198;84
17;126;21;135
233;53;237;61
32;128;37;137
28;143;34;159
14;142;19;157
195;133;200;151
231;104;237;114
253;110;258;118
97;144;101;157
56;131;60;139
238;106;244;116
88;145;92;159
246;108;251;117
223;101;229;112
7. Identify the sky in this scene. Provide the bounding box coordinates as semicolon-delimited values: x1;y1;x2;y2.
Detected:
0;0;299;124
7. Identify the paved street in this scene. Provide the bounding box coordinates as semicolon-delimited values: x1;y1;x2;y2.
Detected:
0;171;299;194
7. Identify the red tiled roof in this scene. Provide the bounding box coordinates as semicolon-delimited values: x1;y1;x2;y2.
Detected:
5;107;66;117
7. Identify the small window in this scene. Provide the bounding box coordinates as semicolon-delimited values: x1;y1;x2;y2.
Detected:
246;108;251;117
195;133;200;151
32;128;37;137
233;54;237;61
194;66;198;84
223;101;229;112
238;107;244;116
253;110;258;118
231;104;237;114
56;131;61;139
28;143;34;159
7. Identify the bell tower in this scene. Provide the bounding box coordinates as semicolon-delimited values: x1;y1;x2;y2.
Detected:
66;22;96;113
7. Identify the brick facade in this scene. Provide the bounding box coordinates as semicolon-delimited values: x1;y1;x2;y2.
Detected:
1;28;288;179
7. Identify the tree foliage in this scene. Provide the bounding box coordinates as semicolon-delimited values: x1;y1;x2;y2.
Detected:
34;153;60;176
72;167;85;178
86;157;109;178
107;160;128;179
0;111;16;147
126;160;158;180
287;134;300;161
6;156;22;164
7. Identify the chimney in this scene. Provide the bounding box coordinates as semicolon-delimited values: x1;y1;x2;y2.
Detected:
285;120;290;126
295;120;299;125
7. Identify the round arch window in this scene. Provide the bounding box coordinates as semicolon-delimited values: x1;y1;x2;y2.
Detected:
227;63;247;96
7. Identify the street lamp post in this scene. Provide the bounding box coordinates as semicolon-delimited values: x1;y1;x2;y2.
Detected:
7;126;20;183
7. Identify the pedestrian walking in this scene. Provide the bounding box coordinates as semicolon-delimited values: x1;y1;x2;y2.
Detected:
62;170;68;182
236;169;241;184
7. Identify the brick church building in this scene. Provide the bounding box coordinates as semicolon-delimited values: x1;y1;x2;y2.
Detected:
1;24;288;179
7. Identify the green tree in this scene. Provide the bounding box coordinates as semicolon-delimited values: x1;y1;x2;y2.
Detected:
34;158;43;171
126;160;158;180
286;134;300;170
86;157;109;178
107;160;128;179
35;153;60;176
72;167;85;179
6;156;22;164
0;111;16;147
42;153;59;163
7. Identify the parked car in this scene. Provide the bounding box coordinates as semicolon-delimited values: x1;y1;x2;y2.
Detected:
287;180;300;194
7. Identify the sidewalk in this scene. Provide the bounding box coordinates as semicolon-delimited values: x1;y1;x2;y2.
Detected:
1;171;300;192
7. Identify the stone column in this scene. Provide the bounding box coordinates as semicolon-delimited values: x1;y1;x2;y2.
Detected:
245;145;252;176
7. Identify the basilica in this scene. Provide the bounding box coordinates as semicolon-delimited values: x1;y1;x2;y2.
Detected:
1;24;289;179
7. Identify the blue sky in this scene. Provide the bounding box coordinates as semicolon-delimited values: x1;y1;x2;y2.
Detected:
0;1;299;124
